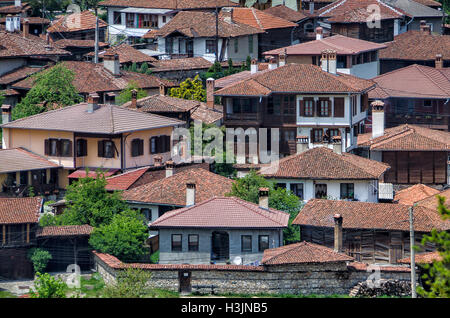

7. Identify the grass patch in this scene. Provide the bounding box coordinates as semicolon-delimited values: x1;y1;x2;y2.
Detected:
78;273;105;298
0;290;17;298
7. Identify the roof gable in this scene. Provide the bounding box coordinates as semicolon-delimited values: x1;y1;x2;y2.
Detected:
231;7;297;30
47;10;107;33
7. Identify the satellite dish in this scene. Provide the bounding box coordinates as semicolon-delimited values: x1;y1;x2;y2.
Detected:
232;256;242;265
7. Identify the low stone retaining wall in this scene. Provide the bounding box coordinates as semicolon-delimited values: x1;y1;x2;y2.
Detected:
93;251;412;296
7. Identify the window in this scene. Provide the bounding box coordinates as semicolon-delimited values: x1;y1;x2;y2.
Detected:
290;183;304;200
283;96;296;115
206;40;215;54
268;95;281;115
328;129;340;139
319;99;330;117
113;11;122;25
234;38;239;53
171;234;182;252
61;140;72;157
423;100;432;108
351;95;358;116
248;35;253;54
188;234;199;251
162;16;166;23
49;139;58;156
241;235;252;252
76;139;87;157
302;98;314;117
45;139;72;157
340;183;354;199
98;140;115;158
311;128;323;143
19;171;27;185
337;55;347;68
315;184;327;199
131;138;144;157
150;135;171;154
166;37;173;54
258;235;269;252
138;14;157;28
126;13;135;28
49;169;58;185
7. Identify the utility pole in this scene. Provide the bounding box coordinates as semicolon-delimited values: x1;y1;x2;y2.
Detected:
94;16;99;64
215;1;219;62
409;206;417;298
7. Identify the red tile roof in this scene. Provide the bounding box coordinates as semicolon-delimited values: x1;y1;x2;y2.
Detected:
262;241;354;265
357;124;450;151
263;5;308;22
0;66;43;85
394;184;440;206
47;10;107;33
215;63;375;96
0;148;60;173
122;168;234;206
149;196;289;229
293;199;450;232
264;34;386;56
98;0;239;9
415;188;450;212
0;17;50;24
105;167;150;191
318;0;405;22
0;31;69;58
260;147;389;180
149;57;213;72
397;251;442;264
379;30;450;61
368;64;450;99
53;39;109;49
68;168;120;179
36;225;93;237
0;197;42;224
86;43;157;64
0;2;30;14
231;7;297;30
214;68;270;89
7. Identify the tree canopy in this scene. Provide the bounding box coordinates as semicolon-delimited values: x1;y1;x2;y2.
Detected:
169;75;206;102
117;81;147;105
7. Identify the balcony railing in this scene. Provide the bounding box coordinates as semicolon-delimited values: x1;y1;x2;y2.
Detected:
225;113;259;121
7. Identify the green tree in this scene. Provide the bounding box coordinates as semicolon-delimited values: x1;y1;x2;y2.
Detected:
117;81;147;105
226;170;302;244
169;75;206;102
12;64;82;120
58;171;131;227
89;210;148;262
240;56;252;71
29;272;67;298
28;0;72;17
27;248;52;273
417;195;450;298
103;268;152;298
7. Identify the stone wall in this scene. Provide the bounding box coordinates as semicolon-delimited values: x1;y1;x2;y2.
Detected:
93;252;412;296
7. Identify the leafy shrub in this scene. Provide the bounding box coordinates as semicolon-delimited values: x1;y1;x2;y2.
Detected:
29;272;66;298
103;268;152;298
27;248;52;273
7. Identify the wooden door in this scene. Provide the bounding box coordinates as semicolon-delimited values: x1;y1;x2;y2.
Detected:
178;270;191;293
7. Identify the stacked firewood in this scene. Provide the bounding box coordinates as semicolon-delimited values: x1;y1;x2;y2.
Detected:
349;279;412;297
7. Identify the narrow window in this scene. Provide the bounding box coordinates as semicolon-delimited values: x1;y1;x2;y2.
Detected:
291;183;304;200
315;184;327;199
304;99;314;117
205;40;215;54
171;234;182;252
241;235;252;252
131;138;143;157
76;139;87;157
248;35;253;54
340;183;355;200
258;235;269;252
188;234;199;252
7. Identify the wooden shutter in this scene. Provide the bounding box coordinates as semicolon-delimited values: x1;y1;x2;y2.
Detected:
44;139;50;156
67;140;73;157
165;135;171;152
310;129;314;143
98;140;104;157
299;99;305;116
131;139;139;157
361;93;368;112
314;99;319;117
327;99;332;116
139;139;144;156
334;97;345;117
56;139;62;157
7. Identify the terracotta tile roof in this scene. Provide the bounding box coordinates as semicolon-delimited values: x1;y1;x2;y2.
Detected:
264;34;386;56
369;65;450;99
214;68;270;89
262;241;354;265
394;184;440;205
0;66;43;85
379;31;450;61
0;3;30;14
122;167;234;206
149;57;212;72
1;103;183;134
0;148;60;173
47;10;107;33
0;88;19;96
357;124;450;151
231;7;297;30
318;0;405;22
0;17;50;24
142;29;158;39
87;43;157;63
93;250;263;271
68;168;120;179
0;31;69;58
12;61;176;93
397;251;442;264
98;0;239;9
155;11;263;38
53;39;109;49
263;5;308;22
214;63;375;96
260;147;389;180
415;188;450;212
149;196;289;229
36;225;93;238
122;94;223;124
105;167;150;191
293;199;450;232
0;196;42;224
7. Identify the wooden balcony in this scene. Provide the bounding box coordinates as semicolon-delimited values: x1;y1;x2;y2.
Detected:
224;112;262;126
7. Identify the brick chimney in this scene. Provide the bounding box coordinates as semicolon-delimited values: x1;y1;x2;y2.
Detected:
258;187;269;210
2;104;12;124
279;49;287;67
321;49;337;75
268;57;277;70
159;83;165;96
316;26;323;40
186;181;196;206
371;100;385;139
334;214;343;253
206;78;215;109
87;93;100;113
154;155;162;166
22;19;29;37
165;160;174;178
296;135;309;154
331;135;342;154
250;58;258;74
130;89;137;109
420;20;431;35
103;53;120;76
435;54;443;69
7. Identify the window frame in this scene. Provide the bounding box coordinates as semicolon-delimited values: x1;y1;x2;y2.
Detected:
188;234;199;252
171;234;182;252
340;183;355;200
258;235;269;252
205;39;215;54
241;235;252;252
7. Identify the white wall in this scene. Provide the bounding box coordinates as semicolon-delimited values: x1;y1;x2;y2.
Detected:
0;58;26;76
349;60;379;79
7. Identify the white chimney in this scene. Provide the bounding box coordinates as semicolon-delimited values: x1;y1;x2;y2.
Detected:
435;54;443;69
250;58;258;74
186;182;196;206
258;187;269;210
321;49;337;75
309;0;315;14
316;27;323;40
371;100;385;139
268;57;278;70
103;53;120;76
165;160;174;178
13;15;20;31
2;104;12;124
279;49;287;67
154;155;162;166
333;214;343;253
331;136;342;154
296;135;309;154
14;0;21;7
87;93;100;113
5;15;14;32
